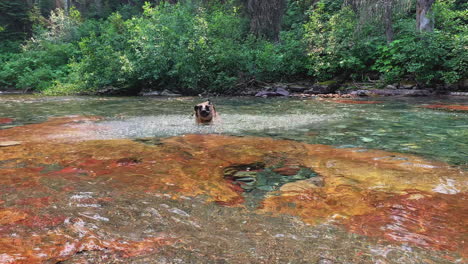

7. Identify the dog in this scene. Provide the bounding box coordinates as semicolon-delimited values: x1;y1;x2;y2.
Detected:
194;100;217;124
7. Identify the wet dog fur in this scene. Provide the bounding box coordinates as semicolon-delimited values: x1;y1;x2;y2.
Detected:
194;100;217;124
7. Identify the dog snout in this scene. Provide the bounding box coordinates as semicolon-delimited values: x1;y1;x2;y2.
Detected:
200;109;211;117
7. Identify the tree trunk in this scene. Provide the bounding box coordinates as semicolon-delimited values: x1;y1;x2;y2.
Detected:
383;0;394;43
246;0;286;42
416;0;435;32
54;0;69;12
95;0;103;15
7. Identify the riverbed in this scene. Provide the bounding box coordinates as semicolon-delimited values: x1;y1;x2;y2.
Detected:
0;95;466;263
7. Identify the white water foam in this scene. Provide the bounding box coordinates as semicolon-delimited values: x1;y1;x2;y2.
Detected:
92;113;343;139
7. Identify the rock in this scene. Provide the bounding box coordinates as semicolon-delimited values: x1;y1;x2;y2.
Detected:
351;89;433;97
0;141;21;147
303;80;341;95
360;137;374;143
255;90;273;97
459;79;468;90
404;89;433;96
399;81;417;89
275;87;290;96
239;89;259;96
349;90;369;97
397;89;432;96
449;92;468;96
255;88;289;97
96;86;119;95
318;258;334;264
168;208;190;217
0;90;28;94
272;83;288;89
287;84;309;93
140;91;161;96
160;89;182;97
304;85;332;95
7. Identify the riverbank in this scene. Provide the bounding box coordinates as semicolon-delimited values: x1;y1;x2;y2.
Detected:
2;80;468;98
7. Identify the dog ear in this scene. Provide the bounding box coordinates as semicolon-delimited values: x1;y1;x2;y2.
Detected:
194;105;199;111
207;99;211;105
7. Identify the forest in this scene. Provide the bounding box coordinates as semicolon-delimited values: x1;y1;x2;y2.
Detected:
0;0;466;95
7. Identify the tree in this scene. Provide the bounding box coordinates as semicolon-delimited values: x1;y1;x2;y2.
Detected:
416;0;435;32
348;0;438;40
346;0;413;43
0;0;31;39
243;0;287;41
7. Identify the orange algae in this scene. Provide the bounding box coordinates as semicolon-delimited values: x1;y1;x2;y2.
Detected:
345;192;468;254
0;209;28;225
421;104;468;112
0;229;174;264
0;116;102;143
0;117;467;258
0;118;13;124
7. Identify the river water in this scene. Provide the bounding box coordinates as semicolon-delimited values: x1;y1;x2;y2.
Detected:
0;95;466;263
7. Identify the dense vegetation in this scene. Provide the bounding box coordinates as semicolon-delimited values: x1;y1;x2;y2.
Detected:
0;0;466;95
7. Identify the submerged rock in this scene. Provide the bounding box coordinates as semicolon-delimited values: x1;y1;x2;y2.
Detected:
0;118;467;259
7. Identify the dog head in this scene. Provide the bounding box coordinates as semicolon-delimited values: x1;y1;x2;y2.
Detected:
194;100;217;124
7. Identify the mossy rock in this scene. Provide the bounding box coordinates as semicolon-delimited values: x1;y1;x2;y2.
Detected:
318;80;339;86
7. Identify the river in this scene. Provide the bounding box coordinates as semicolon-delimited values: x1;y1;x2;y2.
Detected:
0;95;466;263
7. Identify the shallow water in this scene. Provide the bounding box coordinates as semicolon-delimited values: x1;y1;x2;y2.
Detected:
1;95;467;165
0;95;467;263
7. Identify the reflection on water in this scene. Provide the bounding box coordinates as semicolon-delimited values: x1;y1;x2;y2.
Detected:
0;95;467;263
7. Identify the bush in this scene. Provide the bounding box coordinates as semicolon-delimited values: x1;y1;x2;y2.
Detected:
374;28;467;85
0;8;81;91
304;2;383;81
1;0;465;94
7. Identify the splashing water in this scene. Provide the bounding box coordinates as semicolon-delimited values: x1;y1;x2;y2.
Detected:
94;113;343;139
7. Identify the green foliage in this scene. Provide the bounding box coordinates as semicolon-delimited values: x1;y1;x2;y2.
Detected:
303;0;466;85
0;0;466;94
0;42;76;90
373;2;468;85
67;12;134;93
0;8;81;91
304;3;383;80
60;1;307;95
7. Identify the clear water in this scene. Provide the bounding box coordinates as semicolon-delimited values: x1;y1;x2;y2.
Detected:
0;95;467;264
1;95;466;166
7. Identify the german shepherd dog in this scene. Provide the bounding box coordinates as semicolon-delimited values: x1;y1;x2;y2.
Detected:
194;100;217;124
